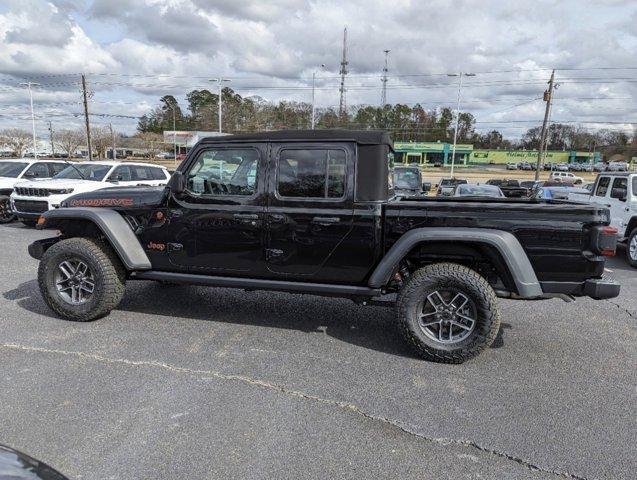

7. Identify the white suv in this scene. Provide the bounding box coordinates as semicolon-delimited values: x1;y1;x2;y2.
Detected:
0;159;72;223
11;161;170;226
549;171;583;184
589;173;637;266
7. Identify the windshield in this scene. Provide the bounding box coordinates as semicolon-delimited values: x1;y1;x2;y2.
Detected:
393;169;420;189
0;161;28;178
455;184;504;197
54;163;112;181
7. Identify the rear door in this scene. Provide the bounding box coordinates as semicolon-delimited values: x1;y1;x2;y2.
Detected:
265;142;354;281
607;176;629;234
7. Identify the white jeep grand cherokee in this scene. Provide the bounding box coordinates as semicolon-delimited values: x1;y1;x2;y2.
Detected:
11;161;171;226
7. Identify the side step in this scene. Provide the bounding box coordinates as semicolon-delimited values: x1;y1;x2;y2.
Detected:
133;271;382;298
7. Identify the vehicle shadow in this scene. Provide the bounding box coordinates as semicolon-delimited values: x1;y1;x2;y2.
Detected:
4;279;508;359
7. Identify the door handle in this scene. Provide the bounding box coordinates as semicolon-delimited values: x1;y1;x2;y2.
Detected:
233;213;259;220
312;216;340;225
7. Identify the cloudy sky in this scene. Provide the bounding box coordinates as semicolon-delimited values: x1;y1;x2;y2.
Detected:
0;0;635;139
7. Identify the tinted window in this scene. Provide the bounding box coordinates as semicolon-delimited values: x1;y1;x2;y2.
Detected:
595;177;610;197
0;161;28;177
24;162;50;178
187;148;258;196
277;149;346;199
47;163;67;176
610;177;627;199
393;169;420;189
131;166;151;181
109;166;132;182
150;167;167;180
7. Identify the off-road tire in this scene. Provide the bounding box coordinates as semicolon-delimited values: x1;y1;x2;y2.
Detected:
397;262;501;363
0;195;15;223
626;229;637;268
38;237;126;321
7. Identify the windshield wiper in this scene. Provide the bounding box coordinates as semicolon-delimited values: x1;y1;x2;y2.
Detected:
60;159;86;180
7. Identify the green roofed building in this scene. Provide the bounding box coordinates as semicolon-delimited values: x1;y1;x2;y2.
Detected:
393;141;601;167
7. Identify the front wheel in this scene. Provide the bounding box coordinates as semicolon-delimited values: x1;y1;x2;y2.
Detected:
626;229;637;268
397;263;501;363
0;195;15;224
38;237;126;321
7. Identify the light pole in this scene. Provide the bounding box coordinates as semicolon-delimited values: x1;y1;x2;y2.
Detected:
311;64;326;130
210;78;231;133
20;82;40;159
447;72;475;177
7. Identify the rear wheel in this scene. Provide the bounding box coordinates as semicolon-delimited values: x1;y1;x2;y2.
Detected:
0;195;15;223
397;263;501;363
626;229;637;268
38;237;126;321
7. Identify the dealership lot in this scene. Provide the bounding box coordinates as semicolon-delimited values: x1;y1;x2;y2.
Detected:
0;224;635;479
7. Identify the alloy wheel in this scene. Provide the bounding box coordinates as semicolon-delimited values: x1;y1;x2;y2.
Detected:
54;259;95;305
418;289;477;344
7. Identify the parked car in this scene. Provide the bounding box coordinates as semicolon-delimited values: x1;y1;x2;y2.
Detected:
589;172;637;267
29;130;619;364
593;162;607;172
581;163;594;173
0;159;72;224
485;179;528;198
533;185;591;201
568;163;583;172
549;171;583;185
607;161;628;172
543;162;553;171
436;177;468;196
452;183;505;198
506;162;517;170
11;161;171;226
520;180;542;191
518;162;533;171
392;166;429;197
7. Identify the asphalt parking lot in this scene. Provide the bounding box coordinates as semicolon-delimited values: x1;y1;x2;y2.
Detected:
0;224;635;480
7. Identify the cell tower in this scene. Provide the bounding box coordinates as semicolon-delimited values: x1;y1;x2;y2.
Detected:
338;27;348;118
381;49;390;106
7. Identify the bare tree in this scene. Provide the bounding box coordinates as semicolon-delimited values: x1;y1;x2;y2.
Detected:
135;132;164;159
0;128;31;157
55;129;84;158
91;126;111;159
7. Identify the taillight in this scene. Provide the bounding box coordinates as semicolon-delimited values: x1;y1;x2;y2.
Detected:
596;226;618;256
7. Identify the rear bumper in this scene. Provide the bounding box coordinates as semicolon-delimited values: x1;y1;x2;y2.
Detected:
540;273;620;300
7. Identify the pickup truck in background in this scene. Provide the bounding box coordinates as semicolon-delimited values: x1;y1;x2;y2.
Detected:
485;179;529;198
589;172;637;267
436;177;467;196
392;166;430;197
28;130;620;363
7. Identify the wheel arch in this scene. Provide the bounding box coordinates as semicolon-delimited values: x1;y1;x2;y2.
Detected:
368;227;543;298
624;216;637;239
34;207;151;271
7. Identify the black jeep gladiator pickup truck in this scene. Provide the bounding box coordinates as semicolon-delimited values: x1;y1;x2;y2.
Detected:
28;130;620;363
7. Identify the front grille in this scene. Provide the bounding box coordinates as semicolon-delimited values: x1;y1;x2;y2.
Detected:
13;200;49;214
14;187;50;197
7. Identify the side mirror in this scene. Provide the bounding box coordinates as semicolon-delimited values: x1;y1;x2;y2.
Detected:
168;171;185;195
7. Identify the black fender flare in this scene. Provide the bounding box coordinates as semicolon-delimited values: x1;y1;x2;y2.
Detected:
367;227;543;299
35;207;152;270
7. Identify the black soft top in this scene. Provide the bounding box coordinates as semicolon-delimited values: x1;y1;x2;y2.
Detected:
201;129;393;148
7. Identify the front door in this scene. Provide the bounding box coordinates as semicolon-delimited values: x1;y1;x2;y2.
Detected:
265;143;354;282
166;143;267;274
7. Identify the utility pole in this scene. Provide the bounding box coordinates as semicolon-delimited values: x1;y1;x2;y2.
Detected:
19;81;40;159
535;70;555;180
448;72;476;178
210;78;231;133
81;74;92;160
311;64;326;129
108;123;116;160
48;120;55;158
338;27;348;119
381;50;390;106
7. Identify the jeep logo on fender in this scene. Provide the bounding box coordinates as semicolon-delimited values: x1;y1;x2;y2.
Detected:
147;241;166;251
69;198;134;207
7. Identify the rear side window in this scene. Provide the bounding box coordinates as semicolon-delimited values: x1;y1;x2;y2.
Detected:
610;177;627;199
131;166;151;181
24;162;50;178
109;166;132;182
595;177;610;197
277;149;346;199
150;167;167;180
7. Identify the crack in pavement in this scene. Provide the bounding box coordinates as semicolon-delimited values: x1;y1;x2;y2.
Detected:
604;299;636;320
0;342;590;480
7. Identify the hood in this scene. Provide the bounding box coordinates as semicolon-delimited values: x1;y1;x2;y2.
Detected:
14;178;104;191
0;177;17;190
63;185;166;209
